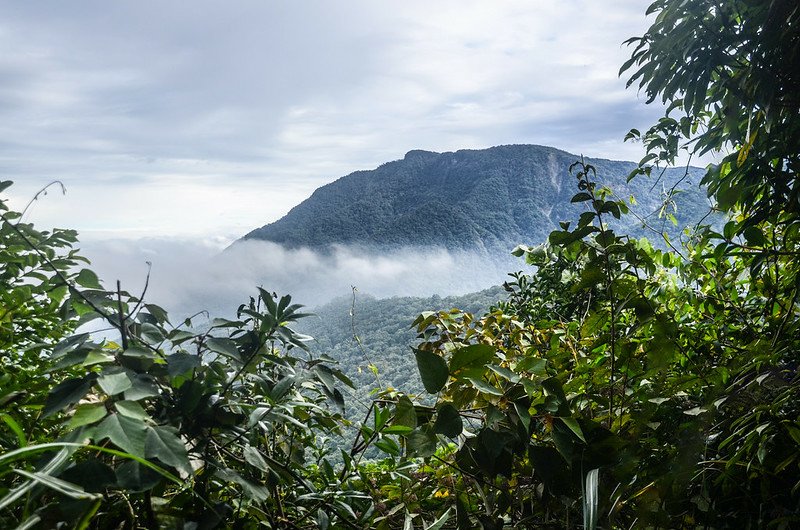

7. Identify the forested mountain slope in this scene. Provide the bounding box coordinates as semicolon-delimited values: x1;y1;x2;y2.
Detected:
297;286;507;404
242;144;709;251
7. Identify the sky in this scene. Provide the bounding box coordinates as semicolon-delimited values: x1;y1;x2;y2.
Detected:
1;0;665;243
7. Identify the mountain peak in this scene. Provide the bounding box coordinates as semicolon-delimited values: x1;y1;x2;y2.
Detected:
241;144;707;251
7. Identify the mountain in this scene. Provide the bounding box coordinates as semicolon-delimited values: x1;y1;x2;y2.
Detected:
296;285;507;409
241;144;710;252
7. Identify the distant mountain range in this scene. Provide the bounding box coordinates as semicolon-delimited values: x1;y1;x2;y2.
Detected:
241;144;710;252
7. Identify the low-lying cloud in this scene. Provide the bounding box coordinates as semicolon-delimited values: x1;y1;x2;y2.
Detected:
79;237;523;322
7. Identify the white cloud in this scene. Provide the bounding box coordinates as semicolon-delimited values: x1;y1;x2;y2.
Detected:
78;237;520;321
1;0;663;238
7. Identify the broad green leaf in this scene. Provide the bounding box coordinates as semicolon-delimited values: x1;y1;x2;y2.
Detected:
43;376;93;417
166;352;200;377
124;374;159;401
243;445;270;472
59;459;117;493
465;377;503;397
487;364;519;383
559;417;586;443
433;403;463;438
206;337;240;361
115;400;149;421
145;425;191;474
406;426;437;457
75;269;102;289
97;370;132;396
95;413;147;457
115;460;162;493
516;356;547;375
449;344;496;373
393;395;418;429
415;349;449;394
375;437;401;456
82;350;114;366
68;404;107;429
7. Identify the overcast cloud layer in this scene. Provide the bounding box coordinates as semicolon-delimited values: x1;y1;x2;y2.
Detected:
1;0;662;240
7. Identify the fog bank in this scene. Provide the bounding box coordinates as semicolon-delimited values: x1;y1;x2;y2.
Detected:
79;238;524;321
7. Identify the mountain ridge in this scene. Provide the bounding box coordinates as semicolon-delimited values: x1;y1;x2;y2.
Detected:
241;144;709;251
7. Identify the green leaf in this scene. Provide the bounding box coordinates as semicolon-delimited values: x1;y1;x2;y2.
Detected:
433;403;463;438
206;337;240;361
571;192;593;203
95;413;147;457
14;469;101;500
406;425;437;457
425;508;452;530
0;413;27;447
415;349;449;394
43;376;93;417
124;374;159;401
96;370;133;396
145;425;191;474
115;400;149;421
559;417;586;443
166;352;200;377
75;269;102;289
59;459;117;493
243;445;269;472
449;344;496;373
393;396;418;429
516;356;547;375
465;377;503;397
82;350;114;366
115;460;162;493
68;404;108;429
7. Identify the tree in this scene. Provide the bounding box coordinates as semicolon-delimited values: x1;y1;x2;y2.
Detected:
382;1;800;527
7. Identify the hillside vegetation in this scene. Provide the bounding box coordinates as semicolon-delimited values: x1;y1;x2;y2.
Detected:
1;1;798;528
299;287;507;405
242;145;709;252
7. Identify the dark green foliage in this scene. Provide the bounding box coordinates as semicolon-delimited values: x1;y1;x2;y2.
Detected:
242;145;709;252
